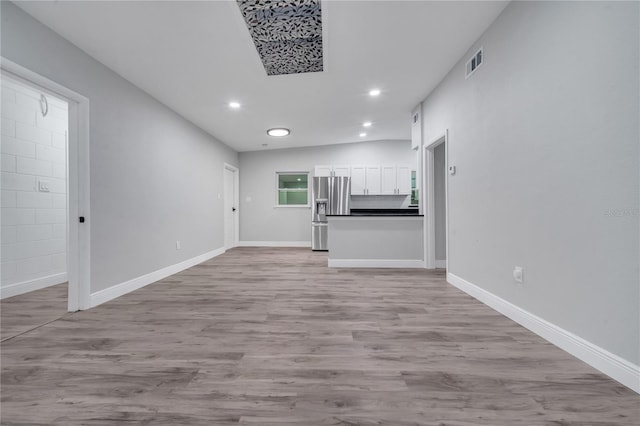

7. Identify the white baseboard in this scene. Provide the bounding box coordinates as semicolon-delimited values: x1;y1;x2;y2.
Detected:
0;273;68;300
447;272;640;394
89;248;225;308
239;241;311;247
328;259;424;268
435;259;447;269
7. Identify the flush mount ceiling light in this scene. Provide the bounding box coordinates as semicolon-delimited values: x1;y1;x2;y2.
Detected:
237;0;323;76
363;121;372;127
229;101;241;109
267;128;290;137
369;89;381;97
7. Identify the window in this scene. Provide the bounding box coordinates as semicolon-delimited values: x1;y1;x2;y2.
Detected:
411;170;419;205
276;172;309;206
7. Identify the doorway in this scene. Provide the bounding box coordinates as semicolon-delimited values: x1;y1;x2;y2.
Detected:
423;130;448;269
1;58;90;312
223;163;239;250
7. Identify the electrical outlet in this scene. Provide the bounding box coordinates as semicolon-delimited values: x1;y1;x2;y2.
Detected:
176;240;181;250
513;266;523;283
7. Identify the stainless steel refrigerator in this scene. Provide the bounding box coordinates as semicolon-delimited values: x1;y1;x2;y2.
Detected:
311;176;351;251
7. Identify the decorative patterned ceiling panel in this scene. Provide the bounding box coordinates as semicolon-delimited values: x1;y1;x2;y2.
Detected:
237;0;323;76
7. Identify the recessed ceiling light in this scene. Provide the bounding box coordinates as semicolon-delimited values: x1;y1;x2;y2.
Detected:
368;89;381;97
359;132;367;137
267;128;290;137
363;121;372;127
229;101;241;109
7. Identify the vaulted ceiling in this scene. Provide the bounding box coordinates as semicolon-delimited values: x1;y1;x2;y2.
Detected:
14;1;508;152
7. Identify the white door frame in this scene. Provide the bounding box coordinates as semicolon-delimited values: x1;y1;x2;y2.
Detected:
223;163;239;249
1;58;91;311
423;130;449;270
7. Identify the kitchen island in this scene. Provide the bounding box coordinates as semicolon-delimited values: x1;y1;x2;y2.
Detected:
327;209;424;268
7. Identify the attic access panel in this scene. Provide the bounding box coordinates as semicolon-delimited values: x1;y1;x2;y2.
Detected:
237;0;323;76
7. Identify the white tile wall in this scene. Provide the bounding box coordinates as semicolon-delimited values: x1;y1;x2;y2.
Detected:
2;154;17;173
1;118;16;136
1;76;68;288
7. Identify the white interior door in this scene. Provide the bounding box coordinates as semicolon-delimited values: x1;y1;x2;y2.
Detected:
224;164;238;249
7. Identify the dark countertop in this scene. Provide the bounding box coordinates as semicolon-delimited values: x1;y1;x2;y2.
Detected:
328;208;423;217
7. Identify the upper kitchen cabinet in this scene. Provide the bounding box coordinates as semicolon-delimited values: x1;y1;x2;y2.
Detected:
314;165;350;177
411;104;422;150
314;165;332;177
351;165;381;195
381;165;412;195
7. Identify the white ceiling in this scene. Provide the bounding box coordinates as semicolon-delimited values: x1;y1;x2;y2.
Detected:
15;0;508;152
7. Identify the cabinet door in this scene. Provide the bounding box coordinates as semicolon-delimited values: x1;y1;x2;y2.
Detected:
332;165;350;177
366;165;381;195
396;165;412;195
350;166;367;195
380;165;397;195
314;165;332;177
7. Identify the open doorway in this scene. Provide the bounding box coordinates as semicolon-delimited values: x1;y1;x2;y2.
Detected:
423;130;448;270
1;58;90;322
1;73;70;339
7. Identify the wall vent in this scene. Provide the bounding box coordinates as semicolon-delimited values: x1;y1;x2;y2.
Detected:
465;47;483;79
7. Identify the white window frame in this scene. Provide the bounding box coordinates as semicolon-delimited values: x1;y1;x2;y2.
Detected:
275;171;310;208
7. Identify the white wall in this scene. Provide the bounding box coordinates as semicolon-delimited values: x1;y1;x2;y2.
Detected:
239;140;416;243
421;1;639;365
1;74;68;294
1;2;239;294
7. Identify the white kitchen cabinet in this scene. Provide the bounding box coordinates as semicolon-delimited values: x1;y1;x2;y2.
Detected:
381;165;397;195
316;164;408;196
314;165;333;177
396;165;412;195
381;165;412;195
333;165;350;177
366;166;381;195
314;165;350;177
351;165;381;195
350;166;367;195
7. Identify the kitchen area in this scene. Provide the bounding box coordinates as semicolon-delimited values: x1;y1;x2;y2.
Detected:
311;163;423;268
238;139;424;267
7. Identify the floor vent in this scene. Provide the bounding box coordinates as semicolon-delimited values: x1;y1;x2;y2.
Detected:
465;47;483;79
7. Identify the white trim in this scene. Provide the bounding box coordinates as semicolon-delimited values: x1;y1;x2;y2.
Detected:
89;248;225;308
0;274;68;300
435;260;447;269
1;57;91;312
239;241;311;247
328;259;424;268
447;272;640;394
423;131;448;270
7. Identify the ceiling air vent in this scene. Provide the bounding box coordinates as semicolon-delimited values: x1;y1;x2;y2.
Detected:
465;47;483;79
236;0;323;76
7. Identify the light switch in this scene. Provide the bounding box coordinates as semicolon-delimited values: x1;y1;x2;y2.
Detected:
38;180;50;192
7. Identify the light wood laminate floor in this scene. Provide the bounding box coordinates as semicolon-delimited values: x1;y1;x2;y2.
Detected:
1;282;68;342
1;248;638;425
